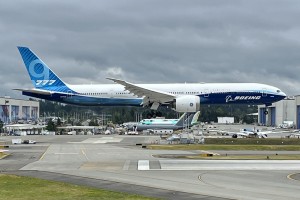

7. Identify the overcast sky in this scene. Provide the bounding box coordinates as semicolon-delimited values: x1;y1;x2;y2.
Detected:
1;0;300;99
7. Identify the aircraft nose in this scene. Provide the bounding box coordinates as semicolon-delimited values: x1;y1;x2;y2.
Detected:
277;91;287;100
280;91;287;97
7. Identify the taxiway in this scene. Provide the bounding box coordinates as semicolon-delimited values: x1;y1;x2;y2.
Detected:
1;135;300;200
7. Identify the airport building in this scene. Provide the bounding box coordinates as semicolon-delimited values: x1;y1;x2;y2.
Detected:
0;97;39;124
258;96;300;128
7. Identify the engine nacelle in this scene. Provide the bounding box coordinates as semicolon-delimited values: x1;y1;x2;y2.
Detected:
172;95;200;112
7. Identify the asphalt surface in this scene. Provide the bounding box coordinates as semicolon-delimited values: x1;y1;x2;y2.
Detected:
0;135;230;200
1;134;300;200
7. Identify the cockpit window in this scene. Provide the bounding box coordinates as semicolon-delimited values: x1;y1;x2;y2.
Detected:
277;90;280;93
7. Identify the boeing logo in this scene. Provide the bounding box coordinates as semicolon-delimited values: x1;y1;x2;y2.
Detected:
226;95;261;102
235;96;261;100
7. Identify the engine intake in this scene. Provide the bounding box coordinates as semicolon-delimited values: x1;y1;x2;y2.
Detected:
172;95;200;112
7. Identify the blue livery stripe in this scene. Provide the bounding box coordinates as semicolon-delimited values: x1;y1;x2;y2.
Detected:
17;46;76;94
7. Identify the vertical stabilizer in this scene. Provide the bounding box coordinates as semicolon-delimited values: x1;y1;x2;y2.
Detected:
191;111;200;125
17;47;71;92
175;113;187;126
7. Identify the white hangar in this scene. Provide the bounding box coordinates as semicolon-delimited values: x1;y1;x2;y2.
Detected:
258;96;300;128
0;96;39;124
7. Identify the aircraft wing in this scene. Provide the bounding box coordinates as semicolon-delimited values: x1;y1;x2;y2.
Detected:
237;132;249;137
257;131;272;138
13;88;53;95
107;78;175;108
232;131;252;137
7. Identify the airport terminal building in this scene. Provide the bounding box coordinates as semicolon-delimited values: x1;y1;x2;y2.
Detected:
258;96;300;129
0;97;39;124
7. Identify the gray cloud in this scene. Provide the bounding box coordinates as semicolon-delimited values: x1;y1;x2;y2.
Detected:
1;0;300;99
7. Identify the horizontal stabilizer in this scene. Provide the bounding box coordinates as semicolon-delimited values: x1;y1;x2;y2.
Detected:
13;88;53;95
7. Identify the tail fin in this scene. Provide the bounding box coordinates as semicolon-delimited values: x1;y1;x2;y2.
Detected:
186;113;195;126
17;47;68;90
175;112;199;127
175;113;187;126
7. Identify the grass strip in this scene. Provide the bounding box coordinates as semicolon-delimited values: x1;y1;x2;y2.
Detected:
0;152;8;159
0;174;159;200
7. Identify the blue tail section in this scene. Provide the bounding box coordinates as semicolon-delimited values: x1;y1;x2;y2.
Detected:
17;47;73;93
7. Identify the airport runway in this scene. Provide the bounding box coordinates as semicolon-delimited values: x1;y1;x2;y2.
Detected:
1;135;300;200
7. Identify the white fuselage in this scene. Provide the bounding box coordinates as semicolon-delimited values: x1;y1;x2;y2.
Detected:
68;82;284;99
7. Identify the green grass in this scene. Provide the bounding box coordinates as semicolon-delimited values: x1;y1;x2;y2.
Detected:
0;174;159;200
0;152;8;159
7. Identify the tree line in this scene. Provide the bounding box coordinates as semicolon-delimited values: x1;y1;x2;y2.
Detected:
37;99;257;125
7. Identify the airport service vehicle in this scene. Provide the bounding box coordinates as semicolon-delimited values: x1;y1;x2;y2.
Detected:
12;138;22;144
16;47;286;112
23;140;36;144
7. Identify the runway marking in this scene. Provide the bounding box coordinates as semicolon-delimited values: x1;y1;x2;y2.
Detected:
69;137;123;144
123;160;130;170
138;160;150;170
81;149;89;161
39;145;50;160
287;173;300;181
149;160;161;170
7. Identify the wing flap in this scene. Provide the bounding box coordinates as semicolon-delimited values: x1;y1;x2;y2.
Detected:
107;78;175;106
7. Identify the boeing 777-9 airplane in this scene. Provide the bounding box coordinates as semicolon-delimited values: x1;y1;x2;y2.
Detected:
16;47;286;112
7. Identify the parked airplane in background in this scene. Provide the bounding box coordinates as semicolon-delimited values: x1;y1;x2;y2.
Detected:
16;47;286;112
140;116;181;125
231;128;272;138
127;111;200;132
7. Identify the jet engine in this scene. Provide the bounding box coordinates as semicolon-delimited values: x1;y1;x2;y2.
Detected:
172;95;200;112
